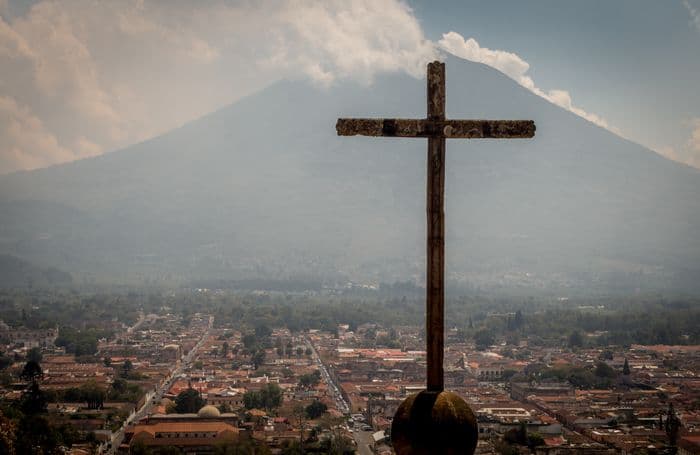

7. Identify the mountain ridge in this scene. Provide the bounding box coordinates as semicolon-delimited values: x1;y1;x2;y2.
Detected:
1;56;699;293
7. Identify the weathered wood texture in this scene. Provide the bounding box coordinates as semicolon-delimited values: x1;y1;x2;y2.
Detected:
336;118;535;138
335;60;536;397
426;61;445;392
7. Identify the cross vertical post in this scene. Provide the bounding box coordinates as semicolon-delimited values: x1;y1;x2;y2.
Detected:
426;61;445;392
336;60;535;454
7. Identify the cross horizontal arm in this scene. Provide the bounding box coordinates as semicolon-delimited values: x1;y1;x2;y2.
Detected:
336;118;535;139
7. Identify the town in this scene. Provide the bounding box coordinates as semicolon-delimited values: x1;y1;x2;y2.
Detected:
0;289;698;454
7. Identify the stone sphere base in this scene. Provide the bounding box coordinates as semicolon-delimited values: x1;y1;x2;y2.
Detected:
391;390;478;455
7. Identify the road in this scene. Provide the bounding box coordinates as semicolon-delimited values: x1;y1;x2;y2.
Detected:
102;315;214;454
303;335;350;415
353;429;374;455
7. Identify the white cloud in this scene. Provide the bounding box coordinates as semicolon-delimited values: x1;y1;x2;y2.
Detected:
438;32;616;132
0;0;434;174
0;95;99;172
684;0;700;31
655;119;700;168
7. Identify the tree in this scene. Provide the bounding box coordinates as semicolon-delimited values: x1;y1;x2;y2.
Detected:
103;357;112;367
243;384;283;411
594;362;616;379
215;439;271;455
599;349;614;361
298;370;321;389
221;342;229;357
175;387;205;414
0;354;12;371
623;358;631;375
80;380;106;410
665;402;681;449
514;310;524;329
14;415;58;455
292;404;307;453
0;412;15;455
121;359;134;378
255;324;272;339
26;347;43;363
20;380;48;415
242;334;257;349
131;440;153;455
281;440;304;455
154;447;182;455
474;329;495;350
305;400;327;419
527;432;545;450
19;360;43;382
252;351;266;370
568;330;584;348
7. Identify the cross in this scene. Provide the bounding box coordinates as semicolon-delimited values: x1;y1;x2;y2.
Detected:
336;61;535;392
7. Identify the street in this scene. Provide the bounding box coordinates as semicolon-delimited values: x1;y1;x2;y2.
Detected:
303;335;350;414
353;429;374;455
102;315;213;454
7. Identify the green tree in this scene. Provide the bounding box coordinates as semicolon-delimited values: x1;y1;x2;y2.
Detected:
243;384;283;411
298;370;321;389
121;359;134;378
281;440;304;455
527;432;545;450
174;387;205;414
215;439;271;455
568;330;584;348
623;358;631;375
665;403;681;449
0;412;15;455
474;329;495;350
594;362;616;379
305;400;327;419
252;351;266;370
26;347;43;363
79;380;106;410
599;350;614;360
514;310;524;329
221;342;229;357
0;354;12;371
19;360;43;382
131;440;153;455
14;415;58;454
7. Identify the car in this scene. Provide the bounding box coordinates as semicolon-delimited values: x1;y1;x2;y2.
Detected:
362;425;372;431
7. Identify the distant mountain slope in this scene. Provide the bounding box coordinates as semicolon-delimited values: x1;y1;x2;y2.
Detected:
0;254;72;288
1;56;699;292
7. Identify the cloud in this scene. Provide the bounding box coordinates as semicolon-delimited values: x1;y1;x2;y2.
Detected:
259;0;436;85
438;32;616;132
655;119;700;168
684;0;700;31
0;0;435;174
0;95;99;172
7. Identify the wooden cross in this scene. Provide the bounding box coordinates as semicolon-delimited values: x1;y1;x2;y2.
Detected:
336;61;535;392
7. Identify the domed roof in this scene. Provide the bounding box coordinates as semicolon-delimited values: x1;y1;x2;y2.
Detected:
392;390;478;454
197;405;221;418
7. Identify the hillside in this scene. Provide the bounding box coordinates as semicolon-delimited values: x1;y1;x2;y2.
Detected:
1;56;699;293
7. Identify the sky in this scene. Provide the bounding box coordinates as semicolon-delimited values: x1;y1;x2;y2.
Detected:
0;0;698;174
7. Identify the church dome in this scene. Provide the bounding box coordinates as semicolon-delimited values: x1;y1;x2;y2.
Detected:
392;390;478;455
197;405;221;418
